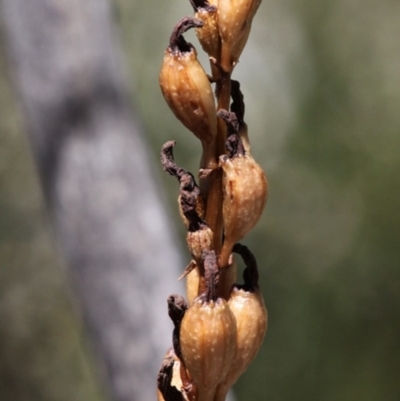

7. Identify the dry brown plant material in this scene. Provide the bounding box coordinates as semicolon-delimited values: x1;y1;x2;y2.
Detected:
157;3;268;400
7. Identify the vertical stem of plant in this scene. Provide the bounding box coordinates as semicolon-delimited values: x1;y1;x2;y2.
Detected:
204;71;231;256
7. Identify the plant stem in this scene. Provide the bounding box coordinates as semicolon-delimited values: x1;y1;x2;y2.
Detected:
204;71;231;256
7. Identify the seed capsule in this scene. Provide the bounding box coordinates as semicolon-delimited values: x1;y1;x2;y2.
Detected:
219;154;267;264
215;294;266;401
215;244;268;401
217;110;268;267
190;0;220;60
180;297;237;400
217;0;262;71
160;17;217;144
180;251;237;401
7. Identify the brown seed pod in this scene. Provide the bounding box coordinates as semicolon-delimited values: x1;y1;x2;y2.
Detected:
215;244;268;401
180;251;237;401
219;154;267;264
160;17;217;144
217;0;262;71
217;110;268;267
190;0;220;61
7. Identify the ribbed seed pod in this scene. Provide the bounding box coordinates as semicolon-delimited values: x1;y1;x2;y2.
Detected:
219;152;268;265
180;298;236;401
227;286;267;378
190;0;220;60
230;24;251;66
215;244;268;401
215;288;267;400
217;0;262;71
160;17;217;144
180;251;237;401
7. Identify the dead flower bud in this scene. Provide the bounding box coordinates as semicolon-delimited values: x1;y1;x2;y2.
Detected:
180;251;237;401
215;244;267;401
217;110;268;267
160;17;217;144
217;0;262;71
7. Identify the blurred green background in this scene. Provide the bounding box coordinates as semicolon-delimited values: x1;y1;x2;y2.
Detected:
1;0;399;400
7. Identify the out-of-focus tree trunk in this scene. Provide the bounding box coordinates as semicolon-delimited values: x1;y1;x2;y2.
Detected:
1;1;185;401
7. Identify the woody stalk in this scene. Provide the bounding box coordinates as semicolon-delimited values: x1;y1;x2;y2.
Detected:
157;1;268;400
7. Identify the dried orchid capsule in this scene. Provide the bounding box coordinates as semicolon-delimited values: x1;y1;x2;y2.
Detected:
215;244;267;401
217;110;268;267
180;251;237;401
190;0;220;61
217;0;262;71
160;17;217;145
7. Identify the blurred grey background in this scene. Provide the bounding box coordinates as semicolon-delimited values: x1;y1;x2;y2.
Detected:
1;0;399;400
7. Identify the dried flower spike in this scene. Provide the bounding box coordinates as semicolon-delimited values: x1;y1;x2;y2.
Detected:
160;17;217;147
